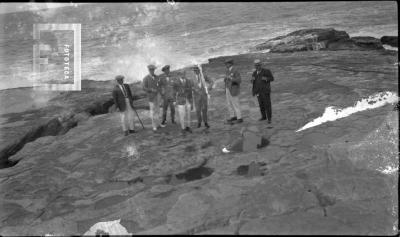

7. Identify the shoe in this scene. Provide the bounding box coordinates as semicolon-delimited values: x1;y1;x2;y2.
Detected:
161;120;166;126
172;120;176;124
236;118;243;123
124;131;129;136
227;116;237;122
185;127;193;133
197;123;201;128
129;130;136;133
159;123;166;128
153;127;157;132
205;123;210;128
259;117;267;121
268;120;272;124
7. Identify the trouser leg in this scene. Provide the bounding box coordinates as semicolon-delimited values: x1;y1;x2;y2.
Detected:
154;96;160;126
149;102;157;130
230;95;242;119
265;93;272;121
185;99;191;128
120;112;127;132
195;95;202;124
170;100;175;122
257;94;267;118
177;105;185;129
202;96;208;124
125;99;135;130
226;89;235;118
162;98;168;122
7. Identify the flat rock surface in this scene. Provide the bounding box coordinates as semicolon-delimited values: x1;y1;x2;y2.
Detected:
0;50;398;235
0;80;146;167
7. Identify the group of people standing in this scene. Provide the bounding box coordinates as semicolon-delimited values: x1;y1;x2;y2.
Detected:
112;58;274;136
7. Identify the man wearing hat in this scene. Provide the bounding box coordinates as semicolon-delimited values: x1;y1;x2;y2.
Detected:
224;58;243;124
173;70;194;133
159;65;176;125
143;64;163;131
251;59;274;123
191;65;214;128
112;75;136;136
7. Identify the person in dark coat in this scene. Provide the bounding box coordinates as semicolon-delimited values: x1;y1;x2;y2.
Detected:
159;65;176;125
191;66;214;128
251;59;274;123
112;75;136;136
173;70;194;133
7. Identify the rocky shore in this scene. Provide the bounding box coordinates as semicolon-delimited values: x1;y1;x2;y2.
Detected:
252;28;397;52
0;29;398;235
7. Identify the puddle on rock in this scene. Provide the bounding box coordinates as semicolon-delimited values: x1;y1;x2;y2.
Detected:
166;166;214;185
236;161;267;177
124;165;214;187
224;131;270;153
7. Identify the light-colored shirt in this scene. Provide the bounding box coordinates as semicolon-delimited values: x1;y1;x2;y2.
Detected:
119;84;128;97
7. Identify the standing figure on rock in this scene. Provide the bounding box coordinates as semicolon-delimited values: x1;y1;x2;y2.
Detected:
251;59;274;123
191;66;214;129
159;65;176;126
224;59;243;124
112;75;136;136
174;70;194;134
143;64;163;132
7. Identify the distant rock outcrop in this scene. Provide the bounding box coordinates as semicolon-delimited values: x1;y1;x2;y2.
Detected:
351;36;384;50
253;28;385;52
381;36;398;47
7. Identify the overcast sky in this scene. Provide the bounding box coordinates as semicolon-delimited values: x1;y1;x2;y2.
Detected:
0;3;88;14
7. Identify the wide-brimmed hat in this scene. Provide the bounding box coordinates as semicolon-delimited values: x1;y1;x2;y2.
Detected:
224;59;234;64
161;65;170;72
115;75;124;80
147;64;156;70
254;59;262;65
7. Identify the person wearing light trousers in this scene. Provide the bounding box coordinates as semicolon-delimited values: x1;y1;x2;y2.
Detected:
224;59;243;124
142;64;163;131
112;75;136;136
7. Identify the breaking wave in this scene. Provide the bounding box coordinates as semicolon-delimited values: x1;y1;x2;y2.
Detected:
296;91;399;132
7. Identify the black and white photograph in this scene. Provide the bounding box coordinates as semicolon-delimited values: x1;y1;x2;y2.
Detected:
0;1;398;235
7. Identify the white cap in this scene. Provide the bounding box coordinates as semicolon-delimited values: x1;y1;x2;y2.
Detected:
254;59;261;65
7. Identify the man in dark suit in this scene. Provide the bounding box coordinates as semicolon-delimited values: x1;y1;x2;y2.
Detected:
224;59;243;124
159;65;176;125
191;66;214;128
173;70;194;134
112;75;136;136
251;59;274;123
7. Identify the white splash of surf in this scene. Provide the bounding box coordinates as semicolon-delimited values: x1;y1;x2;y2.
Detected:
84;219;131;235
383;44;398;51
378;165;398;175
296;91;398;132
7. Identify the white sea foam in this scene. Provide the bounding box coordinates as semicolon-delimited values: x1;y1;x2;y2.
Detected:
296;91;399;132
84;219;131;235
383;44;398;51
378;165;398;175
